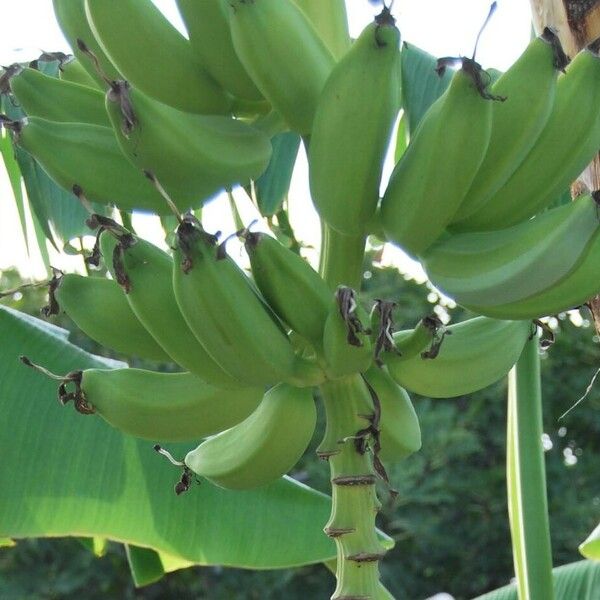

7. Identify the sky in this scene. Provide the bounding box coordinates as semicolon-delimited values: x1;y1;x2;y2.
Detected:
0;0;533;281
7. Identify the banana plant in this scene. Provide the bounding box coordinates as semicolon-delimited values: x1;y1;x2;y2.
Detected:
1;1;600;598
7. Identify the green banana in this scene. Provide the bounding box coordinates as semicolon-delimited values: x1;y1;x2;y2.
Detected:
52;0;121;87
392;315;446;360
450;28;566;224
422;193;600;308
3;117;167;213
457;41;600;231
385;317;531;398
293;0;351;59
227;0;335;133
174;0;264;103
34;364;263;442
309;9;401;235
363;366;421;463
85;0;232;114
49;272;171;362
185;383;316;489
99;227;242;389
380;58;494;257
323;287;373;378
172;215;309;387
105;82;271;208
463;211;600;319
10;67;109;126
244;231;331;347
59;58;100;88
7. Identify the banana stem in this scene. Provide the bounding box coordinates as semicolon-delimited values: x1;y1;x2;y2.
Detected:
320;223;366;290
507;335;554;600
318;376;388;599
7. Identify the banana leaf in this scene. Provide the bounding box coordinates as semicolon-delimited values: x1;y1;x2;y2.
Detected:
580;523;600;560
473;560;600;599
0;304;342;570
125;545;165;587
399;42;452;136
254;131;301;217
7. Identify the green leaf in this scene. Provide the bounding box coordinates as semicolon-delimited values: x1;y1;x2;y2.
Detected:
580;523;600;560
0;120;30;257
473;560;600;599
254;132;301;217
77;537;107;557
0;305;339;569
18;147;93;249
400;42;452;136
0;538;15;548
506;338;554;599
125;545;165;587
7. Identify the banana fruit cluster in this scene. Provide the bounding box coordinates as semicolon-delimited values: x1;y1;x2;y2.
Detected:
10;2;586;495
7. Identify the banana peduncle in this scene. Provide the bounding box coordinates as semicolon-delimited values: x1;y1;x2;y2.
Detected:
318;376;388;599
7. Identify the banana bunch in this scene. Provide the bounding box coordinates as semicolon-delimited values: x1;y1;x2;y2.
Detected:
172;214;327;387
2;0;296;215
15;6;600;585
454;39;600;231
368;30;600;319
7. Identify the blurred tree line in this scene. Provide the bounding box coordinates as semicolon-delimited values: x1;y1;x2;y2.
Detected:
1;250;598;600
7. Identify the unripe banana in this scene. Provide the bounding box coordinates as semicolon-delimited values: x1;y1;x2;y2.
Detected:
42;365;263;442
422;193;600;308
85;0;232;114
174;0;264;102
10;67;109;126
309;9;401;235
99;228;242;389
380;59;494;257
185;383;316;489
49;273;170;362
227;0;335;133
59;58;100;89
392;315;446;360
458;41;600;231
385;317;531;398
244;232;331;347
52;0;121;88
363;366;421;462
451;28;567;224
323;287;373;378
4;117;167;213
293;0;351;59
463;209;600;319
105;82;271;209
172;215;303;387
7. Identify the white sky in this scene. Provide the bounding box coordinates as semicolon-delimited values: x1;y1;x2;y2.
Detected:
0;0;532;281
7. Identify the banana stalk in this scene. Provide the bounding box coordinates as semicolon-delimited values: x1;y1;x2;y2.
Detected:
318;206;386;597
318;376;388;599
507;336;554;600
